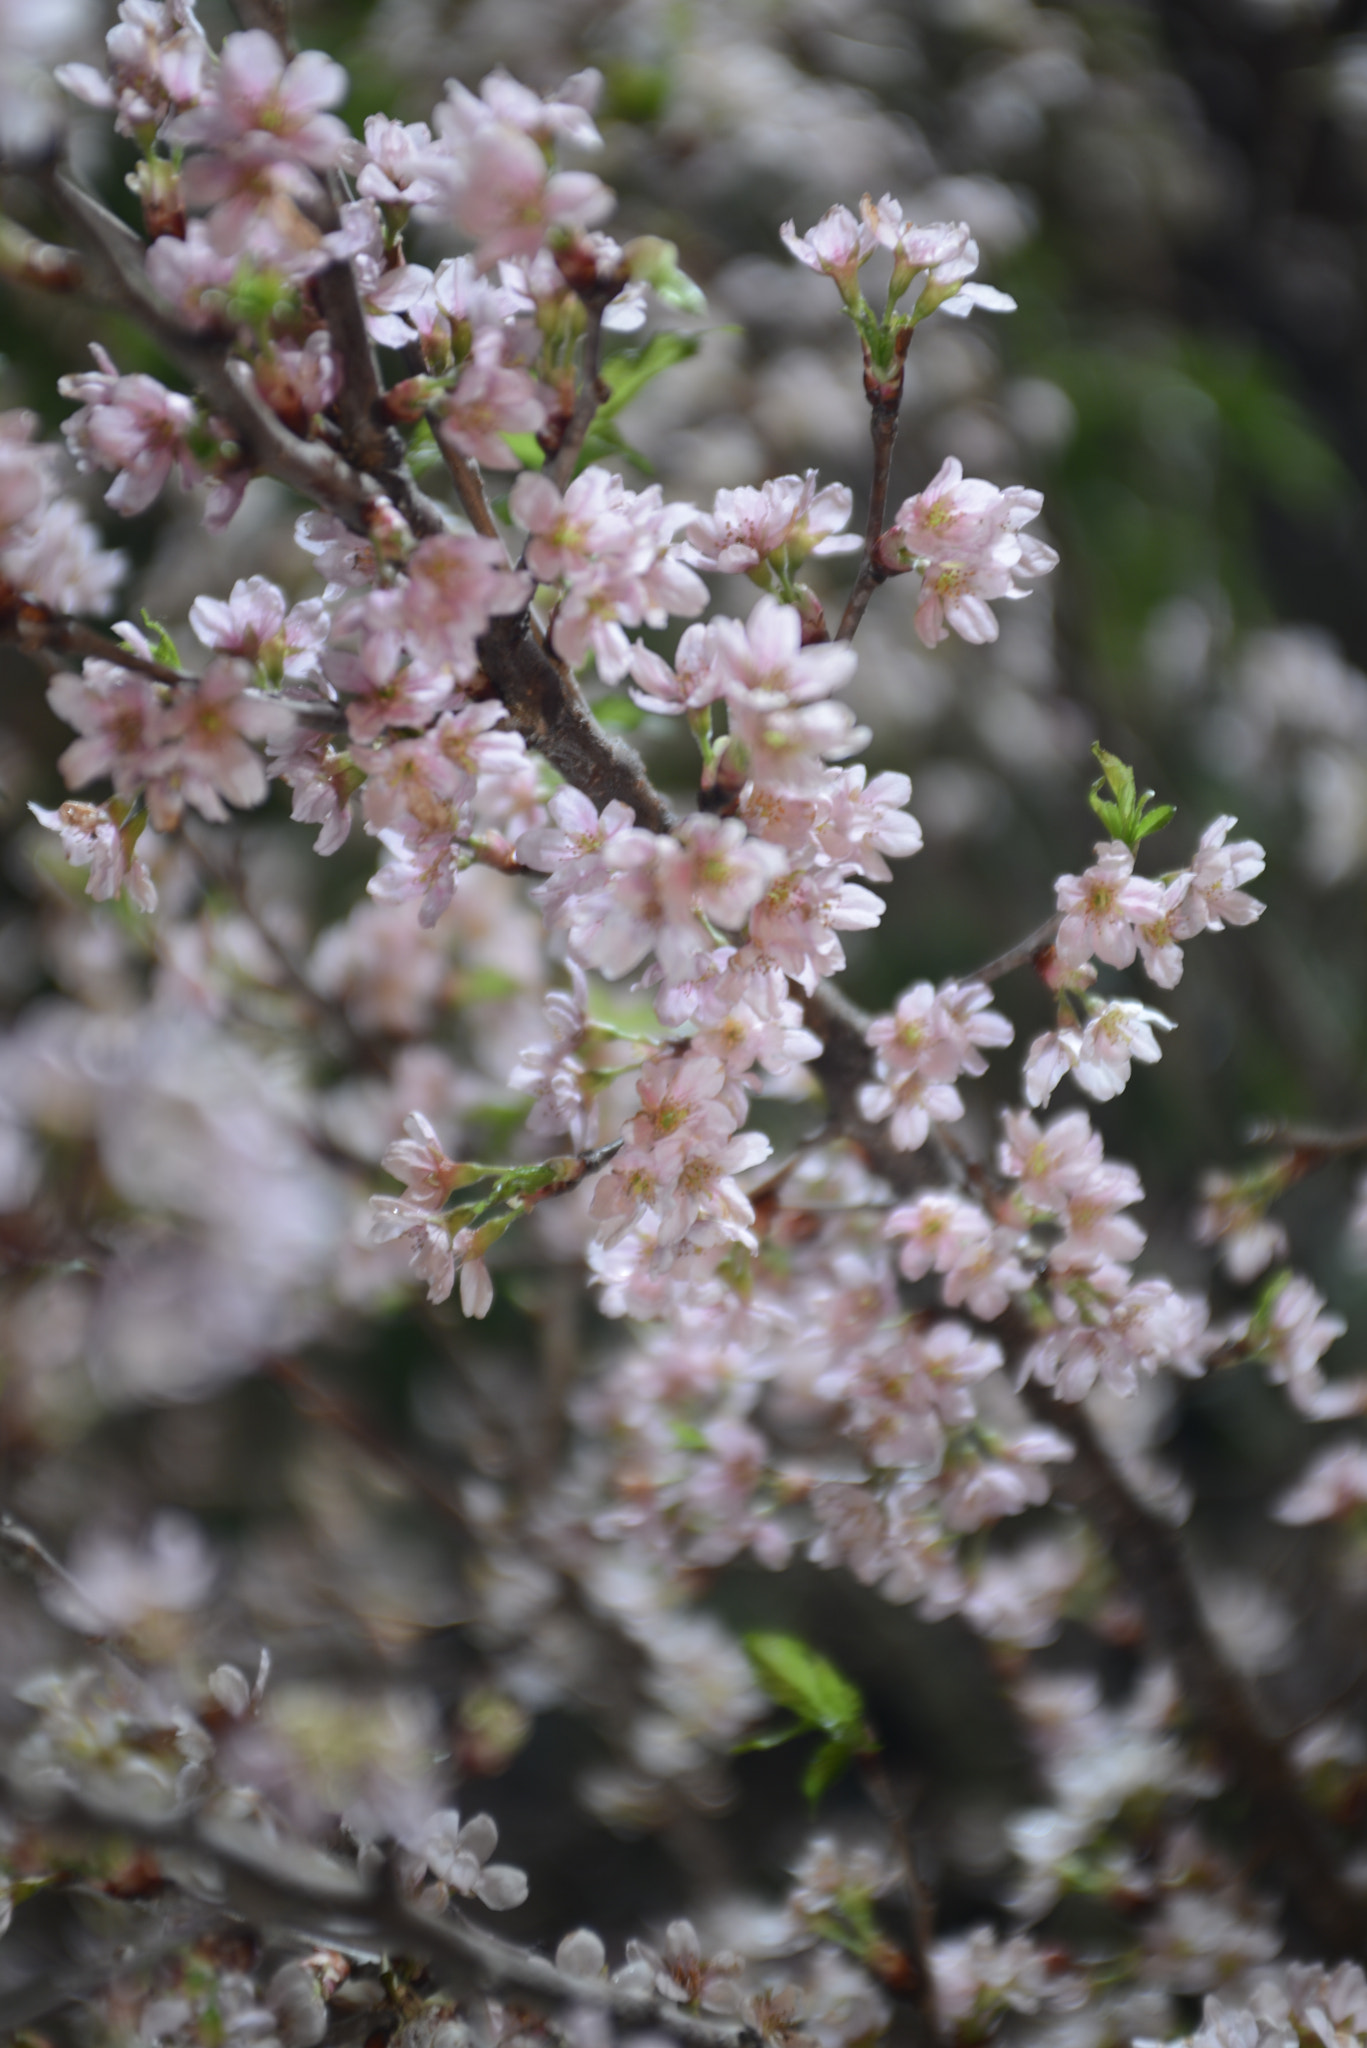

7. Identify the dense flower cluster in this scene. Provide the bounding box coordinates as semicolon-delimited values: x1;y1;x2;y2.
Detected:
3;11;1365;2048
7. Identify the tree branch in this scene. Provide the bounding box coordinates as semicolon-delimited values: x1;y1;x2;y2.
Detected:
546;300;608;491
1016;1380;1367;1959
4;1786;758;2048
837;348;909;643
963;912;1062;985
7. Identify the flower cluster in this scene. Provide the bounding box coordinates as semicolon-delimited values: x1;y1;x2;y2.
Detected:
875;457;1059;649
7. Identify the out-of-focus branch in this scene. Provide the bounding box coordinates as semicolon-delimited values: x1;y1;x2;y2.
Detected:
3;1786;759;2048
1017;1380;1367;1959
0;214;83;292
546;299;608;491
0;582;185;682
183;828;388;1074
432;428;504;540
965;911;1063;985
860;1760;941;2048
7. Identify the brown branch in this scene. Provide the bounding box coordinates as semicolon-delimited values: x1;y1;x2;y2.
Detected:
476;612;673;832
837;343;910;643
1017;1379;1367;1960
964;912;1062;985
6;1785;758;2048
860;1761;940;2048
546;300;608;492
0;214;83;293
0;583;186;682
433;427;504;540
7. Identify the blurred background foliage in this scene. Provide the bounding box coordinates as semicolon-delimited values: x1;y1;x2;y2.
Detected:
6;0;1367;1958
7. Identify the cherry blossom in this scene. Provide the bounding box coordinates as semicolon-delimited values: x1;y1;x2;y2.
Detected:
30;799;158;912
877;458;1058;647
59;345;200;517
860;979;1014;1149
779;205;876;302
190;575;328;683
1173;816;1266;937
1055;840;1168;971
167;30;350;173
683;472;862;575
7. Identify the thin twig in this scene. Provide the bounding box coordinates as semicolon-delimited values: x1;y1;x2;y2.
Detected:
860;1760;941;2048
547;300;608;491
837;351;908;642
4;1786;759;2048
963;912;1063;985
184;828;389;1075
432;427;504;540
1016;1376;1367;1959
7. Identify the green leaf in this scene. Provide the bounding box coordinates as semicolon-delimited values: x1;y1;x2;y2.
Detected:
734;1720;808;1754
596;332;702;427
743;1632;872;1746
1087;743;1173;849
801;1737;858;1806
502;433;546;471
1132;803;1175;842
132;611;181;668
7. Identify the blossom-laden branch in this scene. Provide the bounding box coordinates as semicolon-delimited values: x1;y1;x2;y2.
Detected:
0;1785;761;2048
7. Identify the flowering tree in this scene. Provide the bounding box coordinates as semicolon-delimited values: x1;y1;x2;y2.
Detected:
3;8;1367;2048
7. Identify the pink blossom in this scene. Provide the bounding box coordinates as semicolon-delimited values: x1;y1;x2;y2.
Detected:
367;826;462;928
1134;876;1193;988
266;728;356;855
355;113;445;208
56;1;211;139
1055;840;1168;971
440;66;603;153
49;661;173;801
1024;1000;1174;1106
808;768;923;880
394;532;532;681
144;223;238;329
510;467;705;684
436;330;546;469
30;798;157;912
999;1108;1133;1218
878;459;1057;647
1172;817;1266;938
255;333;342;430
509;965;598;1151
748;864;885;995
886;1193;1030;1320
683;471;861;575
859;198;973;280
860;980;1013;1149
438;120;614;269
190;576;328;683
168;31;350;172
779;205;876;301
379;1110;468;1210
161;656;293;825
59;344;200;517
519;785;637;922
1255;1275;1349;1415
1275;1444;1367;1524
4;497;126;616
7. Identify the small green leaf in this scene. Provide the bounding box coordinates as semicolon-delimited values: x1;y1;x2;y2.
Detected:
1087;742;1174;849
596;332;702;427
734;1720;808;1754
502;433;546;470
743;1632;872;1745
1132;803;1175;842
801;1737;857;1806
132;611;181;668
